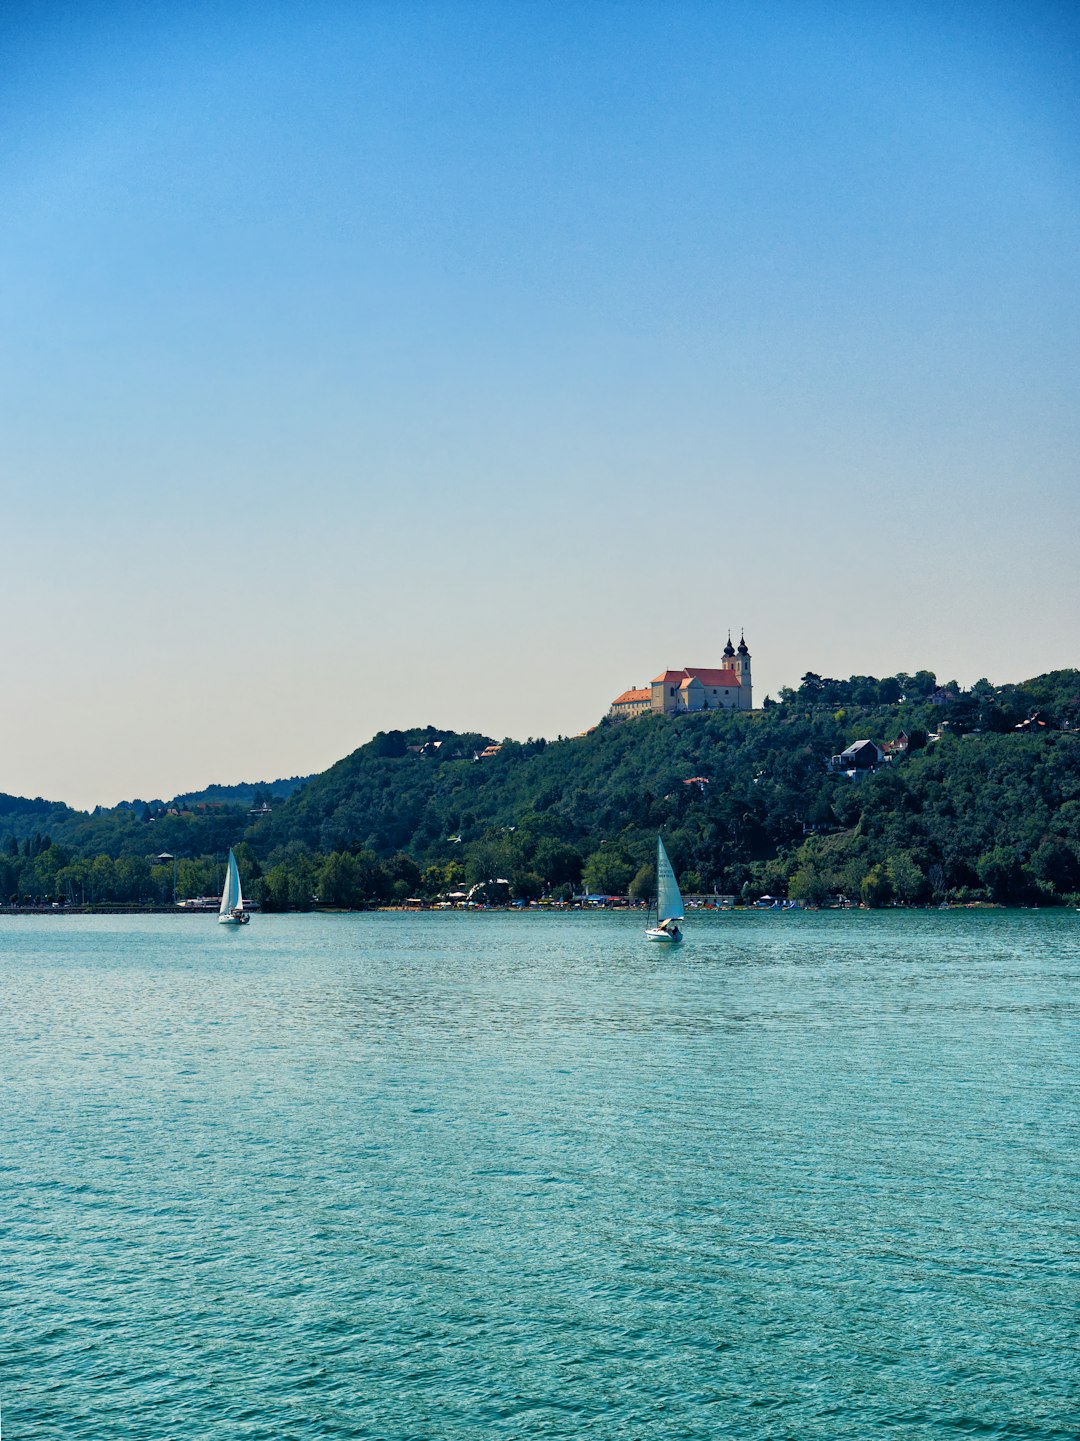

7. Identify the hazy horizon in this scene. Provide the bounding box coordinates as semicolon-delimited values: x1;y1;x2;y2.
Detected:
3;1;1078;811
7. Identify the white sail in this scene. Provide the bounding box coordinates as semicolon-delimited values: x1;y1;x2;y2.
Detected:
656;836;684;922
219;849;243;916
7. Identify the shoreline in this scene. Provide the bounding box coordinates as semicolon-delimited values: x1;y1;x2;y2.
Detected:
0;901;1021;917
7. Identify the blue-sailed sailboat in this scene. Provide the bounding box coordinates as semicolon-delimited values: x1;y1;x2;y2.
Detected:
218;848;250;925
645;835;684;943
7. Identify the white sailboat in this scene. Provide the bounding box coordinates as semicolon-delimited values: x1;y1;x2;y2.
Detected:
218;848;250;925
645;835;684;943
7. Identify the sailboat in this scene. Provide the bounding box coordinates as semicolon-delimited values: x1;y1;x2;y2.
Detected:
645;835;684;943
218;848;250;925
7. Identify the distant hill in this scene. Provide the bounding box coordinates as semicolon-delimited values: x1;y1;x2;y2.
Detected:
2;671;1078;907
0;792;82;840
235;669;1080;908
170;776;313;808
0;774;312;866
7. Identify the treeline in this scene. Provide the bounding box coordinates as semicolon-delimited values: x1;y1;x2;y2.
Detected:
0;836;418;910
3;669;1079;909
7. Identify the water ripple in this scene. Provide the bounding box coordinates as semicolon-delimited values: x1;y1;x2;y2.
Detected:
1;910;1076;1438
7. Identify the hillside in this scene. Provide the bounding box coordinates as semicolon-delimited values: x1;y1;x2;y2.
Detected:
171;775;314;808
3;667;1077;909
240;669;1080;907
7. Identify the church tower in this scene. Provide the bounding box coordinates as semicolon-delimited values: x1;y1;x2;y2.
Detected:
732;632;752;705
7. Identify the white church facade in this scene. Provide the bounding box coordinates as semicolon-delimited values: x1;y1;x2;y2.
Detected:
609;634;753;720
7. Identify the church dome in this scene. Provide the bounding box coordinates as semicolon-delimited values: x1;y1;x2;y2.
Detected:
737;633;749;654
723;633;735;657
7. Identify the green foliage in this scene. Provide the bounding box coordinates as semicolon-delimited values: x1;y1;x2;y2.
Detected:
628;863;655;901
3;673;1079;909
581;848;635;896
860;863;894;908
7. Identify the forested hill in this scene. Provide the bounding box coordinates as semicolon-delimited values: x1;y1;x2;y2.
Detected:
171;775;313;808
3;668;1079;907
237;668;1080;907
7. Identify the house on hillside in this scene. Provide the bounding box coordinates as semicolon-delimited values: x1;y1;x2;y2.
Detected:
829;740;886;774
407;739;445;757
1014;711;1050;735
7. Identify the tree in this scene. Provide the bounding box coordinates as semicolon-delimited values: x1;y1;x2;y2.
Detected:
885;852;927;904
789;861;829;904
258;864;292;912
628;863;655;901
860;864;894;907
1027;838;1080;897
582;849;634;896
89;855;117;903
510;870;543;901
464;836;516;888
532;839;583;889
387;851;421;892
372;730;408;758
317;852;363;907
976;846;1023;903
115;855;151;903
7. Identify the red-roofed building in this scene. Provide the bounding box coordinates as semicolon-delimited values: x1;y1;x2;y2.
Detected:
609;687;652;720
609;633;754;719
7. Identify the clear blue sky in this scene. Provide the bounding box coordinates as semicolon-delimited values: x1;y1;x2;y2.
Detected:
2;0;1078;808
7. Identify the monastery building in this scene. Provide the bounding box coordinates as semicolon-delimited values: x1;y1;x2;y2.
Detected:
609;633;753;720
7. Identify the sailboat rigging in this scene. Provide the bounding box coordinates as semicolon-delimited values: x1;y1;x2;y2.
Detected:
218;848;250;925
645;835;684;943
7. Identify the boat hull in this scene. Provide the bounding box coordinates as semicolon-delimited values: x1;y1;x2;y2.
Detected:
645;927;682;943
218;912;250;925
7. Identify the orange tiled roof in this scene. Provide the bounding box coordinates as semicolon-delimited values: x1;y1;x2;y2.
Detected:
651;666;742;688
612;688;651;705
683;667;740;687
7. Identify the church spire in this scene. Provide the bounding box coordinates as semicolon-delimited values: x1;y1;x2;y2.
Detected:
730;630;752;703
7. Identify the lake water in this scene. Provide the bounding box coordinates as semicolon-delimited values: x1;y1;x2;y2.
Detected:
1;910;1076;1439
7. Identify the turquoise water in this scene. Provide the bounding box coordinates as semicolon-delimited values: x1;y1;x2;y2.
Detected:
1;910;1076;1439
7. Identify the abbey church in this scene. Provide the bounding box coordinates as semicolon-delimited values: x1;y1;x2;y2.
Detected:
609;634;753;720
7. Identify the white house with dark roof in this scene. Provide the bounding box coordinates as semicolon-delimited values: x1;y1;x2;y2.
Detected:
609;634;753;720
829;739;886;772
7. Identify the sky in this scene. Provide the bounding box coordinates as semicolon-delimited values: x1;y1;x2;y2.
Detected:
1;0;1078;809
